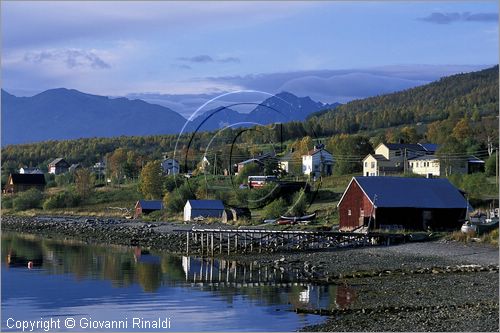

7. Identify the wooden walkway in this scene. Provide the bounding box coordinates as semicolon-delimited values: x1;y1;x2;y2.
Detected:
174;228;405;255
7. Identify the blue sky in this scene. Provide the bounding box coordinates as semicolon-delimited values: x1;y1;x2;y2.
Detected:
1;1;498;114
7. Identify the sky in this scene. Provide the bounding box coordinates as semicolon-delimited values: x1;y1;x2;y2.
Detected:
1;1;498;116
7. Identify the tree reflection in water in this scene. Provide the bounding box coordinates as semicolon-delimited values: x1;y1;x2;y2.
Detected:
2;232;357;310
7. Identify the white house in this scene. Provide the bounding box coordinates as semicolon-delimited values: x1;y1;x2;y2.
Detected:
362;143;437;176
48;158;70;175
183;199;225;222
408;155;484;177
279;150;294;173
408;155;442;177
302;145;333;178
161;158;180;175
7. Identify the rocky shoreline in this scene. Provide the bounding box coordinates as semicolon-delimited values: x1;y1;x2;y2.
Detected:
2;215;499;331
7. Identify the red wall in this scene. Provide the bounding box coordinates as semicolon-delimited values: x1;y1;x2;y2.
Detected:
339;180;374;231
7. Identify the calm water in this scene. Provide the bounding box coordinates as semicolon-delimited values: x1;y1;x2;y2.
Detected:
1;232;357;332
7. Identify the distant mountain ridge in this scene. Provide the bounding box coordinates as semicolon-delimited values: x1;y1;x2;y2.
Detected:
190;92;340;132
1;89;337;145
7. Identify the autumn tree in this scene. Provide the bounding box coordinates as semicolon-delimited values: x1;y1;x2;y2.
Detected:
139;161;163;199
74;169;95;200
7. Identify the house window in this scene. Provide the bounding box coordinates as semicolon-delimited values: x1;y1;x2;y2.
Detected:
348;209;351;216
371;162;375;168
360;209;364;217
364;162;367;167
395;151;402;157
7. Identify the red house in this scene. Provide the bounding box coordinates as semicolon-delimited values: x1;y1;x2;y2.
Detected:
337;177;468;231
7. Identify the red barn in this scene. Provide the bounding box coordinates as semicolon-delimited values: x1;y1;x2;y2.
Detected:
337;177;468;231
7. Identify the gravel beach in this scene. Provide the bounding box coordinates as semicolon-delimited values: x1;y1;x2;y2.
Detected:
2;215;498;332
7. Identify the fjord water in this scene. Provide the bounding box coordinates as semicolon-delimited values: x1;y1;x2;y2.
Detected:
1;233;348;332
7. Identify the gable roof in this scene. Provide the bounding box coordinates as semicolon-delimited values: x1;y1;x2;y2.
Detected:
49;158;68;166
238;158;265;166
364;154;389;162
383;143;426;152
186;199;224;210
418;143;439;153
305;148;332;156
9;173;46;185
338;176;467;209
137;200;163;210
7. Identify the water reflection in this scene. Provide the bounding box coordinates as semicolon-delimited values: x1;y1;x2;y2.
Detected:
2;232;358;331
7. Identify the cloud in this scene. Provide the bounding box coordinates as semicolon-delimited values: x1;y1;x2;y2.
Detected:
178;55;240;64
23;49;111;69
419;12;498;24
178;55;214;63
217;57;240;63
205;64;491;103
171;64;192;70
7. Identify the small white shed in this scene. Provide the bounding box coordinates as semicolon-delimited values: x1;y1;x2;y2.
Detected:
184;199;225;222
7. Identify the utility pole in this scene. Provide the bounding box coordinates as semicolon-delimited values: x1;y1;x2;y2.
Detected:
496;148;498;187
403;148;407;174
214;153;218;176
487;136;493;157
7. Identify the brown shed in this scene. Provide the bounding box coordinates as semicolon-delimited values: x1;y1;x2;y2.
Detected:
5;173;46;194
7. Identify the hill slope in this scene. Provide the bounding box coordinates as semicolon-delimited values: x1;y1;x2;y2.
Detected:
308;65;498;134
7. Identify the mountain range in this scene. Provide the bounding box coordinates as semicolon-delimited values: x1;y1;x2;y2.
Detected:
1;89;338;145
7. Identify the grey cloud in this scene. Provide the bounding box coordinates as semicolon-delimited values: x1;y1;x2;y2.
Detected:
218;57;240;63
178;55;214;63
419;12;498;24
178;55;240;64
171;64;192;70
24;49;110;69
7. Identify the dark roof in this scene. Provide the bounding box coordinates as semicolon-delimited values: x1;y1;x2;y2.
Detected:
238;158;264;165
371;154;389;161
340;176;467;209
187;199;224;210
49;158;68;166
384;143;426;152
468;156;485;163
9;173;46;185
137;200;163;210
408;154;439;161
418;143;439;153
306;148;332;156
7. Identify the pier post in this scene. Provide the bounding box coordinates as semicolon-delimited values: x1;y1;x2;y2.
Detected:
227;233;230;255
219;231;222;254
211;232;214;256
200;233;203;255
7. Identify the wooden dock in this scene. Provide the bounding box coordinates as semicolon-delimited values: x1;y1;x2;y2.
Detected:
174;228;405;255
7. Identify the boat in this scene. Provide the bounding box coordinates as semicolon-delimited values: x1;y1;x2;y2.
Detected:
279;213;316;222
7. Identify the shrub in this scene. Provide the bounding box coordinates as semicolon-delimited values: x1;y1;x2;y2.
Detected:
2;195;14;209
481;228;499;246
43;191;81;210
13;189;44;211
55;173;73;187
262;198;287;219
289;189;308;216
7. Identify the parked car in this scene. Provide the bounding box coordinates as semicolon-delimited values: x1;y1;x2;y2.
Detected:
239;184;249;189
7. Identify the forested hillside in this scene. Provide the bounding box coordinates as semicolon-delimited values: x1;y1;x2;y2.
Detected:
307;65;498;134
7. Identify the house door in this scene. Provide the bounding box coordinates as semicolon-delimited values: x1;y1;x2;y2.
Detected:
422;210;432;230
